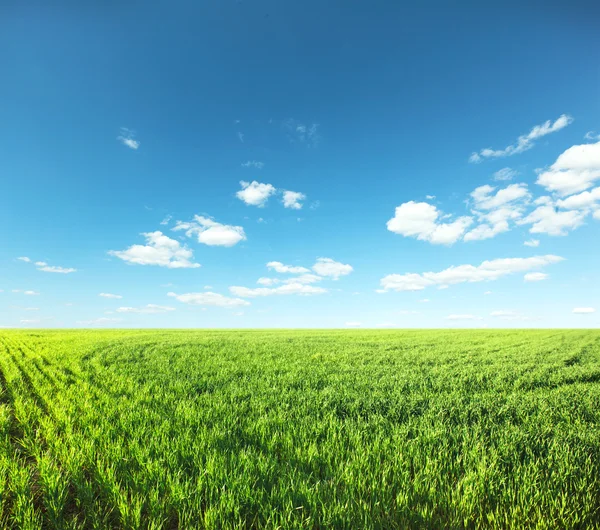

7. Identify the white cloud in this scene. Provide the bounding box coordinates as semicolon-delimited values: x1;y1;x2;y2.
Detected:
524;239;540;247
572;307;596;314
37;265;77;274
99;293;123;299
117;127;140;150
470;183;530;210
282;190;306;210
77;317;122;325
585;131;600;141
345;322;362;327
267;261;310;274
594;210;600;221
229;283;327;298
464;183;531;242
445;314;482;321
109;231;200;268
20;319;41;324
556;187;600;210
419;299;430;303
24;291;40;296
236;181;276;207
493;168;519;181
387;201;473;245
469;114;572;162
241;160;265;169
312;258;353;279
285;120;320;147
116;304;175;314
203;285;213;290
18;256;76;273
257;277;279;286
168;291;250;307
173;216;246;247
237;131;245;143
160;215;172;226
524;272;548;282
519;205;587;236
484;291;492;295
380;255;564;292
283;274;322;285
536;141;600;196
426;195;436;200
490;310;535;321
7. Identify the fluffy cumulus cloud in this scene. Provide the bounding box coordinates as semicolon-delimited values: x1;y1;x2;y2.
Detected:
469;114;572;162
229;283;327;298
109;231;200;268
524;272;548;282
556;187;600;210
267;261;310;274
282;190;306;210
99;293;122;299
536;141;600;196
387;201;473;245
174;216;246;247
380;255;563;292
518;204;587;236
236;181;276;207
312;258;353;279
116;304;175;314
572;307;596;314
168;291;250;308
117;127;140;150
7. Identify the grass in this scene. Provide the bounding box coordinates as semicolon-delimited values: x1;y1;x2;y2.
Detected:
0;329;599;529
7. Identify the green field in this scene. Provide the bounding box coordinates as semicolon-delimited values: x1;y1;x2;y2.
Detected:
0;330;599;529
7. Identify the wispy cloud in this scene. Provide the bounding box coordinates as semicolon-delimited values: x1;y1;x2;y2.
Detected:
116;304;175;314
17;256;76;274
493;168;519;181
77;317;122;325
117;127;140;150
241;160;265;169
168;291;250;308
99;293;123;299
584;131;600;141
469;114;572;162
572;307;596;314
284;119;320;147
380;255;564;292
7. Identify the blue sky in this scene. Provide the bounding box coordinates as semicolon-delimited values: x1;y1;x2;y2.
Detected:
1;1;599;328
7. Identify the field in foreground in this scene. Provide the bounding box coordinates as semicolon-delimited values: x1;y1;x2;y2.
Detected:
0;330;599;529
